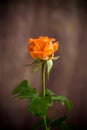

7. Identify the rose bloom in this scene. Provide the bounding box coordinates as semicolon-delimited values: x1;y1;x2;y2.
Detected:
28;36;59;60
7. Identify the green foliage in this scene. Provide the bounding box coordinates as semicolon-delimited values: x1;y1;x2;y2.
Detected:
50;95;73;111
12;81;73;130
32;118;52;130
29;96;53;117
45;88;54;96
12;82;73;116
12;80;38;99
51;115;75;130
51;115;67;128
45;88;73;111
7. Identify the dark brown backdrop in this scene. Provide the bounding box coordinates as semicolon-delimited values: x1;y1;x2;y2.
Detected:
0;0;87;130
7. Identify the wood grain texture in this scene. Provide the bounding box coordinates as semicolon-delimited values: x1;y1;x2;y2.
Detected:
0;0;87;129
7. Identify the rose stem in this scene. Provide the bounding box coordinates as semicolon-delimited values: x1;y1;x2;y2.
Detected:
42;61;48;130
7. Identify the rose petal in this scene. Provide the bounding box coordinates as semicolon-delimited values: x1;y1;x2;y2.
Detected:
43;50;54;57
35;39;47;51
53;42;59;52
44;44;54;51
29;38;34;43
30;51;44;59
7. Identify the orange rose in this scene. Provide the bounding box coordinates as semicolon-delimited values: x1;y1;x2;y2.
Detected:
28;36;59;60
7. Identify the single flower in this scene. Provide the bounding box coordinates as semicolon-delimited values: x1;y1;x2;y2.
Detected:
28;36;59;60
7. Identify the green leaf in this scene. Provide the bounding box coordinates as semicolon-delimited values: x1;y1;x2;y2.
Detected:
47;60;53;78
29;96;52;117
32;118;52;130
45;88;54;96
66;100;74;111
51;115;67;128
60;122;76;130
12;80;38;99
51;95;73;111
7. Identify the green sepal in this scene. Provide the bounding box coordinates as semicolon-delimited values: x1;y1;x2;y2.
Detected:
47;59;53;78
12;80;38;99
51;115;67;128
52;56;60;60
31;63;42;73
25;60;43;73
25;60;40;67
29;96;53;117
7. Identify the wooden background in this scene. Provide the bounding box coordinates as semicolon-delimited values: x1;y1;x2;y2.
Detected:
0;0;87;129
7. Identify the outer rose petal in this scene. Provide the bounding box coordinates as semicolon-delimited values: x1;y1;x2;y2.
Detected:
43;50;54;57
39;36;49;42
53;42;59;52
30;51;44;59
29;38;34;43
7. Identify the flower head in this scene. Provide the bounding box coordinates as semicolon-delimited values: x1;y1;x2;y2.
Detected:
28;36;59;60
